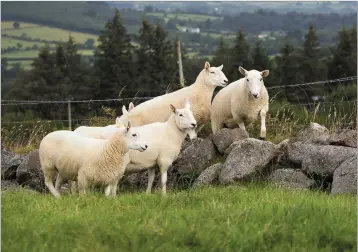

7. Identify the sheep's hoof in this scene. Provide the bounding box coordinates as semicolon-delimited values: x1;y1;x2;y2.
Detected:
258;137;266;141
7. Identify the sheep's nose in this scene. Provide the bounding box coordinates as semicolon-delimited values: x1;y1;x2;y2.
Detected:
145;145;148;149
191;123;196;128
252;93;259;98
224;79;228;84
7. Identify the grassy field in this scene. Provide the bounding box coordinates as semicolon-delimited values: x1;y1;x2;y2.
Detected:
147;12;223;23
1;21;39;29
1;37;51;49
2;184;356;252
2;25;99;45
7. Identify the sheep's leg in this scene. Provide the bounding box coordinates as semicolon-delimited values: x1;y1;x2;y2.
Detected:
77;175;88;196
233;115;246;131
70;181;78;195
259;108;267;140
105;185;111;196
110;178;120;197
196;124;206;134
43;168;61;198
54;173;64;191
146;168;156;194
158;160;171;196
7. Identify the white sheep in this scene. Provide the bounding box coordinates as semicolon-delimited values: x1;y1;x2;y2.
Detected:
211;66;270;139
73;102;135;139
39;121;148;198
119;61;228;133
106;100;197;195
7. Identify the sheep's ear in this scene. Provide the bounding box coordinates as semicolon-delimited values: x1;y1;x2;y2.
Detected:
261;70;270;77
115;117;122;125
204;61;210;71
170;104;176;113
122;105;128;115
238;66;247;76
128;102;135;111
126;121;131;132
218;64;223;71
185;99;191;109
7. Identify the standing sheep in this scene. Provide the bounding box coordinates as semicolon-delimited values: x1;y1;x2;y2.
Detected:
107;101;197;195
211;66;270;139
118;61;228;132
73;102;135;139
39;121;148;198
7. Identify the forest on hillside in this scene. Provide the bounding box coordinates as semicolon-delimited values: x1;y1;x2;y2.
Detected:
2;7;357;122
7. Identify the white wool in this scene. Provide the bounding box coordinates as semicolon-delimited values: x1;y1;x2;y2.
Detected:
119;61;228;132
108;102;197;195
73;117;122;139
39;124;147;198
211;67;270;139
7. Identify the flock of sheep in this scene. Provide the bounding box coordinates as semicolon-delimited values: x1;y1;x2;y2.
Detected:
39;61;270;198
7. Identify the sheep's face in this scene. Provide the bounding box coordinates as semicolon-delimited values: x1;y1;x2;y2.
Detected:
123;122;148;152
203;61;228;88
170;101;197;140
239;66;269;99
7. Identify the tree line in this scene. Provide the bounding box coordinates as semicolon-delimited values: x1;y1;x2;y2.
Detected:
2;10;357;121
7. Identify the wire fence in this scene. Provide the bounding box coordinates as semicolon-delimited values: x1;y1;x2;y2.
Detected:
1;76;357;149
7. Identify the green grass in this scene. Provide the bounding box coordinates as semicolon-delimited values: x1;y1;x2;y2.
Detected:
1;21;39;29
2;185;356;252
2;24;99;45
147;12;223;23
1;37;53;49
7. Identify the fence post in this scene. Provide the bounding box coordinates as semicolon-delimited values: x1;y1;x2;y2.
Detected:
67;100;72;130
177;40;184;87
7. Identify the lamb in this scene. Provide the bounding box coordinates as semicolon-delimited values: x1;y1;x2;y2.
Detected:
118;61;228;132
39;121;148;198
73;102;135;139
106;100;197;195
210;66;270;139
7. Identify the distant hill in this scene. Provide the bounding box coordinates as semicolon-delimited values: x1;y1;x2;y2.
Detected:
107;1;358;15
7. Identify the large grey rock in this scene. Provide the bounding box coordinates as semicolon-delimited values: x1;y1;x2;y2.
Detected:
1;179;20;191
331;156;357;195
329;129;357;148
293;122;329;145
269;169;315;189
172;138;217;174
1;150;25;180
288;142;357;176
193;163;223;188
16;149;46;192
219;138;276;184
212;128;249;153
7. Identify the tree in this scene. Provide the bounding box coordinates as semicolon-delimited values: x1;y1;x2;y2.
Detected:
136;19;154;95
94;9;134;100
251;40;269;71
229;28;251;81
212;37;231;76
328;27;357;79
84;38;95;49
13;21;20;29
300;24;325;82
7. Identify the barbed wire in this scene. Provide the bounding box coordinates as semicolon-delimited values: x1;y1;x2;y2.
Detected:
1;76;356;106
266;76;357;90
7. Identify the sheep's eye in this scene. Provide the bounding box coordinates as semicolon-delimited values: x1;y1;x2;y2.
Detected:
260;78;263;81
179;114;183;117
132;134;137;137
210;71;215;74
247;78;249;82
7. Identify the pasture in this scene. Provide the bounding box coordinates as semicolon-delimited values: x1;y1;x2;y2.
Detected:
2;185;356;252
147;12;223;23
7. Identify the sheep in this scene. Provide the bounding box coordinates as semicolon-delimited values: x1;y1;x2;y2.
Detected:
106;100;197;195
39;121;148;198
73;102;135;139
118;61;228;133
210;66;270;139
